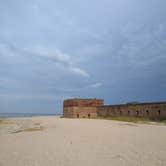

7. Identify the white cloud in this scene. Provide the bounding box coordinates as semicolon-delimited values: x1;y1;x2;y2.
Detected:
31;46;90;77
32;46;70;63
69;67;89;77
89;82;103;88
0;40;90;78
50;82;103;93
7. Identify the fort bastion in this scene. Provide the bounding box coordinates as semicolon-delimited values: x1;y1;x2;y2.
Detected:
63;98;104;118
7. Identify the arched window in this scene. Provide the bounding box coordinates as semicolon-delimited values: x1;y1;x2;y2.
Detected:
146;110;149;116
128;111;130;115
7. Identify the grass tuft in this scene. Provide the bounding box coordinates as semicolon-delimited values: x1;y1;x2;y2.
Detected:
107;116;151;123
0;119;4;124
97;116;166;124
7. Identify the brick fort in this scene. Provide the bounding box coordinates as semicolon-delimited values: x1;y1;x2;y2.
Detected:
63;98;166;119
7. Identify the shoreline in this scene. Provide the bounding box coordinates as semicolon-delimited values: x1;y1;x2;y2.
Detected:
0;113;61;118
1;115;166;126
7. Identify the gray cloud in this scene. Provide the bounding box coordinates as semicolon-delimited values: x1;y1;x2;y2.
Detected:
0;39;89;77
119;22;166;66
0;0;166;113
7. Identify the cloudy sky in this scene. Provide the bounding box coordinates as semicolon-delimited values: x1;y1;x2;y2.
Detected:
0;0;166;114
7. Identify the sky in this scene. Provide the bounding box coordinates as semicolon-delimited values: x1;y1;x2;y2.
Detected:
0;0;166;114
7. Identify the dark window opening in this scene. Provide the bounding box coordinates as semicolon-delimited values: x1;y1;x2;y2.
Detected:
120;110;122;116
158;110;161;116
77;114;79;118
128;111;130;115
88;113;90;118
136;111;139;116
146;110;149;116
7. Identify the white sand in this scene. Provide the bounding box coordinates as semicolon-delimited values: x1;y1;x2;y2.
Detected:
0;116;166;166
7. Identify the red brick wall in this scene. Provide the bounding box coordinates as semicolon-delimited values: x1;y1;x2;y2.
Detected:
97;102;166;119
64;98;104;107
63;98;103;118
63;99;166;119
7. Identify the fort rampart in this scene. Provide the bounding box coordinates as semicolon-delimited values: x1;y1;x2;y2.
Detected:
63;98;166;119
97;102;166;120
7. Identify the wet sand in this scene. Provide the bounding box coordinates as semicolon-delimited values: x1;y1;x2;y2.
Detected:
0;116;166;166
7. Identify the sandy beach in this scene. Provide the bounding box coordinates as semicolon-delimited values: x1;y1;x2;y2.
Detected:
0;116;166;166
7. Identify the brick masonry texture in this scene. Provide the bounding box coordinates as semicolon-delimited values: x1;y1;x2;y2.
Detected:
63;99;166;119
63;99;103;118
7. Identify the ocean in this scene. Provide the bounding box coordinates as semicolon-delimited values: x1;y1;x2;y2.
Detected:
0;113;61;118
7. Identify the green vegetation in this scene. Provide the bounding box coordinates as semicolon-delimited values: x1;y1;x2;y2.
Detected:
0;119;4;124
106;116;151;123
159;119;166;124
0;119;9;124
97;116;166;124
0;119;15;125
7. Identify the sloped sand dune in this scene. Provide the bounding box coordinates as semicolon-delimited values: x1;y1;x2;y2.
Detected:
0;116;166;166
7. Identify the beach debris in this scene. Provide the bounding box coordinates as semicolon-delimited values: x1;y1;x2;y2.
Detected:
11;126;44;133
